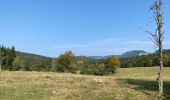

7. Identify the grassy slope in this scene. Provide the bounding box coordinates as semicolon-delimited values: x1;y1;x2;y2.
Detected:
0;67;170;100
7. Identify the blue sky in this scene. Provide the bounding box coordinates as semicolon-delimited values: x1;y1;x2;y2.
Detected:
0;0;170;57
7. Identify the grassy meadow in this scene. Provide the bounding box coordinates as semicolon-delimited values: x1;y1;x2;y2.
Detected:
0;67;170;100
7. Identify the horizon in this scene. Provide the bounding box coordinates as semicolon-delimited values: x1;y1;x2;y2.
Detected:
0;0;170;57
15;48;170;58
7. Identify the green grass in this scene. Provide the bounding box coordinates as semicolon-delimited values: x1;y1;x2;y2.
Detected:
0;67;170;100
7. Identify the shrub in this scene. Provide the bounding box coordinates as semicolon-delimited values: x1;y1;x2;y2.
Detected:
54;50;76;73
105;56;121;74
80;61;106;76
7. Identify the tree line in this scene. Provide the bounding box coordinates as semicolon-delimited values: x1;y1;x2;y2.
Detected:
0;46;121;75
0;45;16;71
1;45;169;76
52;51;120;75
120;50;170;68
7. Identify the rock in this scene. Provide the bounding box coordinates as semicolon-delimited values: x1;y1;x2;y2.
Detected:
52;91;56;94
93;78;104;83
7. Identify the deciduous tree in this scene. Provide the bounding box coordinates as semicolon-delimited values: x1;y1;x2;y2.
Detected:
105;56;121;73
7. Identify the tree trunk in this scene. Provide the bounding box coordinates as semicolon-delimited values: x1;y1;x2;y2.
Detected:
0;57;2;71
0;64;1;71
158;47;163;96
157;0;163;96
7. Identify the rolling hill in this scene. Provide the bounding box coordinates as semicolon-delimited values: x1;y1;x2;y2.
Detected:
88;50;149;59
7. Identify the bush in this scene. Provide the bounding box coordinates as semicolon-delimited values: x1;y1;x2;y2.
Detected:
80;63;105;76
92;65;105;75
80;56;121;76
53;50;76;73
105;56;121;74
12;56;24;71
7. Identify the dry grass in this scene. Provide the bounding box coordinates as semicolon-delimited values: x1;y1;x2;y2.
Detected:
0;67;170;100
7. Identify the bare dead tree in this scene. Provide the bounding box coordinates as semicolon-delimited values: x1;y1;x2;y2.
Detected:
0;56;4;71
0;56;2;71
146;0;164;96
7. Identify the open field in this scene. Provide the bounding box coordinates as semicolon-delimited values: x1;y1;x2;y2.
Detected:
0;67;170;100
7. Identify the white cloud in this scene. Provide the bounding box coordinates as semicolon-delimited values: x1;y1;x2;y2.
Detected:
39;38;170;56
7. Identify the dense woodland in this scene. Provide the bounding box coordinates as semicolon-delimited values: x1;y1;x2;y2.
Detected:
120;50;170;68
0;45;16;70
0;45;170;75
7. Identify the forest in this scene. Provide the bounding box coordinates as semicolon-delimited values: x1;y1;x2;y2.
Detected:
120;50;170;68
1;45;169;76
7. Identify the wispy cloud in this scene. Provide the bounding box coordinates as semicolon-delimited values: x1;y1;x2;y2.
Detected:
40;43;101;51
40;38;123;50
39;38;170;56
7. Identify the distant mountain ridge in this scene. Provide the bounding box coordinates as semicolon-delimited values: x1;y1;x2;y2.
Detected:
16;49;170;60
16;51;52;59
121;50;149;58
16;51;52;66
87;50;149;59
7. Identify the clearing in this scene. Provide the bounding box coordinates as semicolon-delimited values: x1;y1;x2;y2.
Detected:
0;67;170;100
